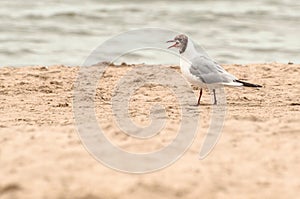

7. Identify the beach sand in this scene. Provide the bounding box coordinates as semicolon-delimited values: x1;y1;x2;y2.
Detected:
0;63;300;199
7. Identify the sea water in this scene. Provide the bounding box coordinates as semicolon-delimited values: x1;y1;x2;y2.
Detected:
0;0;299;66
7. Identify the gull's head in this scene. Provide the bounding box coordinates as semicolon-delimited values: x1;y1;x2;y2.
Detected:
167;34;188;54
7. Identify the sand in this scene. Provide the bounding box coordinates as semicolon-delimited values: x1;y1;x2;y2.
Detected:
0;63;300;199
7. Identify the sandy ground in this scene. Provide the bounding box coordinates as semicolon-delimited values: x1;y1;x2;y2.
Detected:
0;63;300;199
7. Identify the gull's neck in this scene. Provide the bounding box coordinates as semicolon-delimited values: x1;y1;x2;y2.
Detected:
180;40;198;61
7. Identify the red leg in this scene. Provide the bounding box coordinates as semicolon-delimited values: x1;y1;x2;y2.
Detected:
213;89;217;105
197;88;203;106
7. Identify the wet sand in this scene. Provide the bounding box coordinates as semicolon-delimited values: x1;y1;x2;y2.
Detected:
0;63;300;199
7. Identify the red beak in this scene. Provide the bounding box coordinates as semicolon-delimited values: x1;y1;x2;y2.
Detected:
166;40;178;49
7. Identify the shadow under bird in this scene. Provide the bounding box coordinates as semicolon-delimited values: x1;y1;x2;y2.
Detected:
167;34;262;105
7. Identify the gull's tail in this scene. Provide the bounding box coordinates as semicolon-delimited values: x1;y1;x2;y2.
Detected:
235;80;262;88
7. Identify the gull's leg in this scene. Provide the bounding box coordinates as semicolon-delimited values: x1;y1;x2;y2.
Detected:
213;89;217;105
197;88;203;106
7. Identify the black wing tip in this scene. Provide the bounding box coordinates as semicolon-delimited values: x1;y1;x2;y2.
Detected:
235;80;263;88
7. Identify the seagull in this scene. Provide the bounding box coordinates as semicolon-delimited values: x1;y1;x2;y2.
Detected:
167;34;262;105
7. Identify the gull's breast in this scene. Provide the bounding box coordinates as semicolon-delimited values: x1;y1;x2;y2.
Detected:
179;58;206;87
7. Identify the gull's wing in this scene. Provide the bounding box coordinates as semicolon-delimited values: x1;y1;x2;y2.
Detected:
189;56;241;85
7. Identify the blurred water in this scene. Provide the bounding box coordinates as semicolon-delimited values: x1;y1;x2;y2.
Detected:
0;0;299;66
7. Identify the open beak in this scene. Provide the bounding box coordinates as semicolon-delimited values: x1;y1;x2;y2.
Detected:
166;39;178;49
